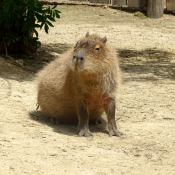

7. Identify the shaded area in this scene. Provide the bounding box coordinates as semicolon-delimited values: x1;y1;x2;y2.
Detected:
0;55;35;82
111;6;175;16
0;43;72;82
29;110;108;136
1;41;175;84
40;43;72;54
29;110;77;136
118;48;175;81
110;6;147;14
11;42;72;72
1;43;175;84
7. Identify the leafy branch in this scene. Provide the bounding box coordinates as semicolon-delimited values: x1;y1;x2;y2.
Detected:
0;0;61;55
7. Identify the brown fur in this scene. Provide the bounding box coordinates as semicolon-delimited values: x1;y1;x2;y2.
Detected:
36;33;122;135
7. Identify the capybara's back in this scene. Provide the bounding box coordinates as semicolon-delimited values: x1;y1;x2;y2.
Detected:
36;33;122;137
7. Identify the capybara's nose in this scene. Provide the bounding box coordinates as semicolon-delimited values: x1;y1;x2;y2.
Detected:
73;56;84;62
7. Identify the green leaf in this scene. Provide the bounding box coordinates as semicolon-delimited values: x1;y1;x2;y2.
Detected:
55;12;60;18
40;22;45;29
49;10;52;16
44;23;49;33
2;0;11;15
6;39;11;46
34;7;44;14
35;0;43;7
33;29;38;38
22;24;29;32
48;6;51;14
46;15;55;22
52;5;57;9
27;0;34;7
52;11;55;18
43;14;47;21
34;24;41;28
35;13;43;23
55;10;61;13
54;10;61;18
0;0;61;51
46;20;54;27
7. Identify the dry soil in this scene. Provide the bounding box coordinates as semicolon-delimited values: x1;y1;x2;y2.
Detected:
0;4;175;175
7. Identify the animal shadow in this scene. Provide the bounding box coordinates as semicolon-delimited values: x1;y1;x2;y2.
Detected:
29;110;108;137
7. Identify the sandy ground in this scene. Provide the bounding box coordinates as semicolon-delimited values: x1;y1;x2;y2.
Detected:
0;4;175;175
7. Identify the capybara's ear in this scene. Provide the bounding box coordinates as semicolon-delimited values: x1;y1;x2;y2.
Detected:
102;36;107;43
86;32;89;37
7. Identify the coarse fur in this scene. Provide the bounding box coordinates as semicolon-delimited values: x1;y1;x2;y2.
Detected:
36;33;122;136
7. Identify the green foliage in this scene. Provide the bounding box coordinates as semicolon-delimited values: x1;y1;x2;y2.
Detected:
0;0;61;52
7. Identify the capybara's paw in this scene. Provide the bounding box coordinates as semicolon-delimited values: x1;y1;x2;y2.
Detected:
50;117;60;125
78;129;93;137
109;129;123;137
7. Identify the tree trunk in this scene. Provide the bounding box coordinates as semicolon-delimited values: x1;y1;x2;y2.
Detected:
147;0;164;18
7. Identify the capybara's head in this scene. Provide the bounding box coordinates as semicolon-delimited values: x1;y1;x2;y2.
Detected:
71;33;110;74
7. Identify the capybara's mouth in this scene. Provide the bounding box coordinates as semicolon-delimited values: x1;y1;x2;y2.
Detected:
74;61;78;71
72;59;84;72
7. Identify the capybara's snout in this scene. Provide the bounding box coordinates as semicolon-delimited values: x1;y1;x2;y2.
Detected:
72;52;85;71
73;55;84;62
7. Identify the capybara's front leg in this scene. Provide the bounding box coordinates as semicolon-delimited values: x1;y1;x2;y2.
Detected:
77;102;93;137
105;99;123;137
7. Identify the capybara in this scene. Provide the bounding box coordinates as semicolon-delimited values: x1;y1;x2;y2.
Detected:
36;32;122;137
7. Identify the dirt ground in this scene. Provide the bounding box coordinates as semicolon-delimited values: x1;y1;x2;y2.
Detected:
0;4;175;175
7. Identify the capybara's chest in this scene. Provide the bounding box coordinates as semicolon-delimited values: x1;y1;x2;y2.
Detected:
83;93;110;108
75;78;114;108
